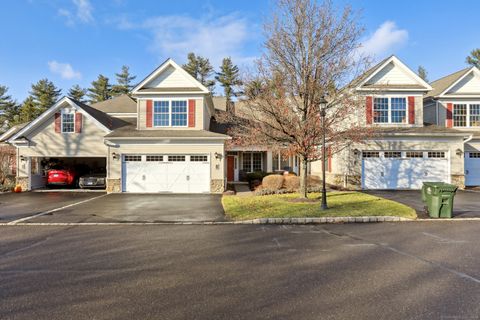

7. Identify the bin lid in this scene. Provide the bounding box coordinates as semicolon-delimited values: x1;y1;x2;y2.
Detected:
423;182;457;192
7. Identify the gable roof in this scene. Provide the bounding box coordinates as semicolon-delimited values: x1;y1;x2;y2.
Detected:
0;122;29;142
131;58;210;95
426;67;480;99
354;55;432;91
9;97;115;142
91;94;137;114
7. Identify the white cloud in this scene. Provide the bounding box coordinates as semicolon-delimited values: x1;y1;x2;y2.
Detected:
358;21;408;58
117;13;256;69
48;61;82;80
74;0;94;23
58;0;94;26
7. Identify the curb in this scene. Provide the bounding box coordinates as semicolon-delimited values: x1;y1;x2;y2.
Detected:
0;216;413;226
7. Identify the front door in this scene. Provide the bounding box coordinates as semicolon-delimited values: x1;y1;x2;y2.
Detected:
227;156;235;181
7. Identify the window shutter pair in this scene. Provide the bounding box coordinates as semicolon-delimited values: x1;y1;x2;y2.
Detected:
145;99;196;128
365;96;416;124
54;112;82;133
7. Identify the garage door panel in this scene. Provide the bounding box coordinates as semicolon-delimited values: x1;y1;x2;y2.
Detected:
465;152;480;186
123;155;210;193
362;152;448;190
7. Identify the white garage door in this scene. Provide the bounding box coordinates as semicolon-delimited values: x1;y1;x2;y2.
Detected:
122;154;210;193
465;152;480;186
362;151;449;190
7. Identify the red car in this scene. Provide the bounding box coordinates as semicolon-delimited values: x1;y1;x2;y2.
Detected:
47;167;77;187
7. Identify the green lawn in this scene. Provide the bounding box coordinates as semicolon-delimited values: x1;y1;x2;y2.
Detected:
222;192;417;220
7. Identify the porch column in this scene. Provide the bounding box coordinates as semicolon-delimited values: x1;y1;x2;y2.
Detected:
266;151;273;172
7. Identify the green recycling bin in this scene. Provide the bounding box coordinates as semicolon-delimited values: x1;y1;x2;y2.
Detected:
422;182;457;218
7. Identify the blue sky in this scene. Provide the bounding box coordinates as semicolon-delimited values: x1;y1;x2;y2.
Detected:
1;0;479;101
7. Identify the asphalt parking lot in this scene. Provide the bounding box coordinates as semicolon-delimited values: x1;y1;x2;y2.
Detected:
0;222;479;319
0;192;225;223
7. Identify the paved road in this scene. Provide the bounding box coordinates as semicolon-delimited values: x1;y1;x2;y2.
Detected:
1;222;479;319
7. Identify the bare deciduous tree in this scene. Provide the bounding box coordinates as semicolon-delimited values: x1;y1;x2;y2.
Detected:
223;0;372;198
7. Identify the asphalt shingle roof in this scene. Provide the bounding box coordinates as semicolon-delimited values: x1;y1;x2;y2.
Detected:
90;94;137;114
425;68;471;99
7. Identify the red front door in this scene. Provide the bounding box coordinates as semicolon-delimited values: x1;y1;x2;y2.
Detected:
227;156;235;181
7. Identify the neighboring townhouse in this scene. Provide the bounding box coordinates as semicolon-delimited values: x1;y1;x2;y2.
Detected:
311;55;471;190
424;66;480;186
0;123;29;178
8;59;230;193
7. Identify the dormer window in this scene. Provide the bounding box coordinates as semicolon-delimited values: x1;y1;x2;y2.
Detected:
61;109;75;133
153;100;188;127
373;97;407;124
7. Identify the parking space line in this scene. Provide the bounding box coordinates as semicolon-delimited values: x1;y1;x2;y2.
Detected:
6;194;109;225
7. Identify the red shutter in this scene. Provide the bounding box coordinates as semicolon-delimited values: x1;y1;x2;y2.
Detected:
75;112;82;133
408;96;415;124
446;103;453;128
146;100;153;128
54;113;61;133
188;99;196;128
366;96;373;124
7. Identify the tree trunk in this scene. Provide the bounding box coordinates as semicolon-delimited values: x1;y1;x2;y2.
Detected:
299;157;308;199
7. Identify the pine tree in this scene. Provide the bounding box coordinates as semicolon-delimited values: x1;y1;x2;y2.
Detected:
466;49;480;69
417;65;428;82
30;79;62;114
18;96;37;123
0;85;19;129
68;85;87;102
87;75;111;103
215;57;242;107
112;65;136;96
182;52;215;92
183;52;200;79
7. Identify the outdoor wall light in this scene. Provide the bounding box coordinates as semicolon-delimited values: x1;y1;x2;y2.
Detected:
456;149;463;156
112;152;119;160
353;149;360;156
214;152;223;160
20;155;26;162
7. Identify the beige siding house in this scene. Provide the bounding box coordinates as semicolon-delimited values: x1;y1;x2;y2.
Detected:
423;66;480;186
9;59;230;193
6;55;478;193
311;56;470;190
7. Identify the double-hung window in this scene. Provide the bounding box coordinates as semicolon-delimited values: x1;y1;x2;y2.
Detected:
171;100;187;126
242;152;263;172
153;101;170;127
153;100;188;127
61;110;75;133
453;104;467;127
373;97;407;124
453;103;480;127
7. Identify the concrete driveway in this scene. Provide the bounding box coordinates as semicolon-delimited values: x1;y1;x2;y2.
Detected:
0;192;105;223
365;190;480;218
26;194;226;223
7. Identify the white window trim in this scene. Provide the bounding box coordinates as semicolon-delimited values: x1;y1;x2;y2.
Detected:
452;102;480;128
61;109;76;134
152;99;189;128
242;152;264;173
373;96;409;124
